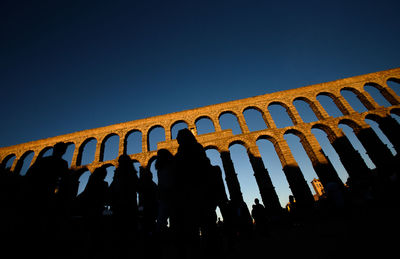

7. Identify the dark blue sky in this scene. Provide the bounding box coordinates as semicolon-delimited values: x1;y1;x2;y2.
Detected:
1;0;399;147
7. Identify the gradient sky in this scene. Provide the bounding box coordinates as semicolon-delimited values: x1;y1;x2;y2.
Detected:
1;0;400;209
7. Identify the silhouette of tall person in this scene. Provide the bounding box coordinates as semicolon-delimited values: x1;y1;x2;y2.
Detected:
138;166;158;236
109;154;139;219
174;128;217;258
80;166;108;218
155;149;177;233
108;154;139;258
251;198;268;236
25;142;69;212
79;166;108;258
23;142;70;257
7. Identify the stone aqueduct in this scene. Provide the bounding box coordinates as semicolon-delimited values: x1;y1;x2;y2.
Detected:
1;68;400;211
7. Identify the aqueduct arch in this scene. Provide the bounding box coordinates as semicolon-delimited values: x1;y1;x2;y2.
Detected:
1;68;400;211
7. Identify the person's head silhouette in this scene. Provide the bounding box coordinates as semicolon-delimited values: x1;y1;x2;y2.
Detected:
92;166;107;181
176;128;197;147
53;142;67;158
116;154;138;178
119;154;130;163
118;154;133;168
155;149;174;170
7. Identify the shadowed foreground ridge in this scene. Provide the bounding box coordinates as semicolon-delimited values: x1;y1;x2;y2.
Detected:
1;68;400;258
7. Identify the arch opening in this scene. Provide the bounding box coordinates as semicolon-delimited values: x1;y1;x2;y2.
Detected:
293;99;319;123
256;138;289;208
268;103;294;128
340;89;369;113
195;116;216;135
171;121;188;139
205;148;229;220
283;133;319;196
126;130;142;155
39;147;53;159
15;151;35;176
2;154;16;170
311;124;337;143
311;128;349;183
79;138;97;166
102;134;120;162
219;111;242;135
228;143;259;211
364;118;396;156
148;126;166;152
316;93;344;117
63;143;75;168
243;107;268;132
364;83;392;107
338;123;375;169
205;148;229;197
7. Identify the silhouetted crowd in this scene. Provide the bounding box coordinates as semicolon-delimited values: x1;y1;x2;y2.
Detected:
1;128;400;259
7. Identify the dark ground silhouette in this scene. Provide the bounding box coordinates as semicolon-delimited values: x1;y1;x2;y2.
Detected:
1;134;400;259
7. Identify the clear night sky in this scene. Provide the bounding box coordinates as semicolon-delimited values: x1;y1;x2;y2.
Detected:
1;0;400;208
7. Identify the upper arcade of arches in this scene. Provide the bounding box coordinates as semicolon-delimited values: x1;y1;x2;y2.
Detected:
1;68;400;171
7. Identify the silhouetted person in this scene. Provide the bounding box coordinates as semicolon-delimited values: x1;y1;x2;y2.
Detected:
69;167;90;216
109;155;139;218
25;142;69;212
108;154;139;258
155;149;177;233
79;166;108;258
200;164;227;255
23;142;69;257
80;166;108;217
251;198;267;236
136;166;159;258
55;167;88;226
174;128;216;258
251;198;265;223
139;166;158;236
